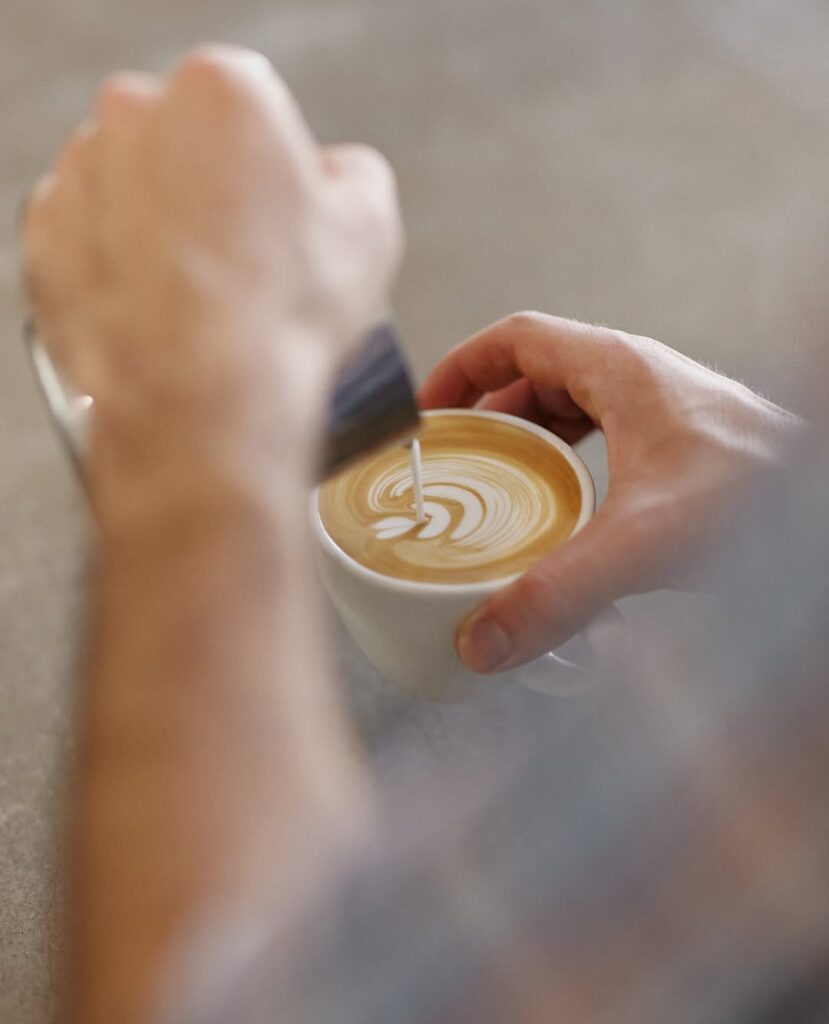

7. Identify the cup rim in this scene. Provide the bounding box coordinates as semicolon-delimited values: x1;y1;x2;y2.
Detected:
311;408;596;596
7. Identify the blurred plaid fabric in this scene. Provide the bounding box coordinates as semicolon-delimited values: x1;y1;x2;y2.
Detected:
174;421;829;1024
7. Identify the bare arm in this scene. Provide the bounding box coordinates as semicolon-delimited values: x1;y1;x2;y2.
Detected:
21;46;401;1024
72;405;365;1023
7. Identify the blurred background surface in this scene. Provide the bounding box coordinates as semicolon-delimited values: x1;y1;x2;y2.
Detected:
2;1;829;1020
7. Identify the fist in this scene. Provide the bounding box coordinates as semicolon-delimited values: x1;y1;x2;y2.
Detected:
20;45;403;421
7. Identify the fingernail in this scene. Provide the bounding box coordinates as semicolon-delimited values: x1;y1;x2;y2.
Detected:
457;613;514;673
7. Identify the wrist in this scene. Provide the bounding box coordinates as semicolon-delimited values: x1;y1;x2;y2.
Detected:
86;413;322;547
84;328;336;532
89;432;308;539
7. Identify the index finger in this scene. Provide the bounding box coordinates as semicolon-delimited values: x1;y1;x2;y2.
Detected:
417;311;607;416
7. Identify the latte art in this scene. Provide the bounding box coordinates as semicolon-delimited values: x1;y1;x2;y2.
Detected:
369;454;556;558
319;413;584;584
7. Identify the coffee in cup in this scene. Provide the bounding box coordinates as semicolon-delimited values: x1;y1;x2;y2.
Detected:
313;410;596;700
318;412;583;585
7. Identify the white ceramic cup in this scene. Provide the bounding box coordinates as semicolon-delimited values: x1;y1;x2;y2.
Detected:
312;408;612;702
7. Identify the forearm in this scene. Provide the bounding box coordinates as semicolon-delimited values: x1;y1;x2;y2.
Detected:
18;43;400;1024
70;414;368;1024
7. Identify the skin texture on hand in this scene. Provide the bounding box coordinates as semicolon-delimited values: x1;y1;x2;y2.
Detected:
418;312;804;673
20;45;403;527
19;45;402;1024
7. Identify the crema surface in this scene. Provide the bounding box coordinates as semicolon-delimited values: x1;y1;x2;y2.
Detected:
319;414;582;583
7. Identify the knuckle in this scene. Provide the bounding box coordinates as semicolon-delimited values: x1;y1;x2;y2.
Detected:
505;310;548;332
624;346;669;400
172;46;238;94
355;144;396;183
172;45;270;98
340;147;403;257
611;328;662;371
579;326;659;396
503;564;571;637
343;146;397;203
526;561;574;621
94;73;140;117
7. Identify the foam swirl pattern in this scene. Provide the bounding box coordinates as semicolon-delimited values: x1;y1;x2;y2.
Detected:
319;414;583;584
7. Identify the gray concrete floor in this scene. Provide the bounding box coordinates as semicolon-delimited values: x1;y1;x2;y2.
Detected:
2;2;829;1020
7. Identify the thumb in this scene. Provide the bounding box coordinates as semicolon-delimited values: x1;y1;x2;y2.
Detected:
456;500;651;673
